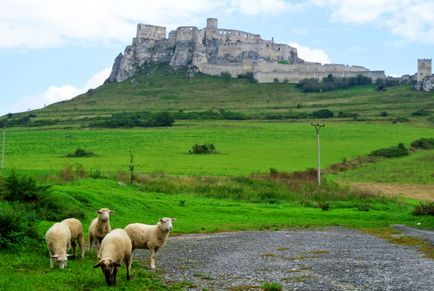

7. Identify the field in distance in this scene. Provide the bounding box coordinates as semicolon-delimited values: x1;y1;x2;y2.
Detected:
4;120;433;176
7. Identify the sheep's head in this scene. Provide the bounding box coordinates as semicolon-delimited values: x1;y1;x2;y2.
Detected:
97;208;113;222
158;217;176;232
52;254;69;269
93;258;120;286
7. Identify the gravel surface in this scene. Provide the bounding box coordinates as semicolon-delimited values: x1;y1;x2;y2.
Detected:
134;227;434;290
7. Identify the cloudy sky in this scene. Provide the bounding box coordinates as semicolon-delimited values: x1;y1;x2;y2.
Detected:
1;0;433;116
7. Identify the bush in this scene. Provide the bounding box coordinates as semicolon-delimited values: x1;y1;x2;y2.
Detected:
410;137;434;149
412;202;434;216
370;143;409;158
0;202;39;251
148;112;174;127
2;171;48;203
312;109;334;119
262;282;283;291
412;109;431;116
66;148;95;157
298;74;372;93
380;111;388;117
189;143;216;154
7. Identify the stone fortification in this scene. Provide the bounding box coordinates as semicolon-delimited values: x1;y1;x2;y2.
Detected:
415;59;434;91
108;18;385;83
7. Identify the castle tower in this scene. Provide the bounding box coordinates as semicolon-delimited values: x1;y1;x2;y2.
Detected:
417;59;432;82
206;18;218;30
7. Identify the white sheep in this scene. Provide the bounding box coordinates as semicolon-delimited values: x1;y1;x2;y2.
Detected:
45;222;71;269
89;208;112;254
124;217;176;269
61;218;85;259
93;228;132;287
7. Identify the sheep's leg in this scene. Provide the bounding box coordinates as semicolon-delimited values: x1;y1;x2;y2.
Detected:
78;235;85;258
49;251;54;268
126;255;132;280
150;249;156;269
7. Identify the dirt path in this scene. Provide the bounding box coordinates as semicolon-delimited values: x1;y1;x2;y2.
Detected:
350;183;434;201
134;228;434;290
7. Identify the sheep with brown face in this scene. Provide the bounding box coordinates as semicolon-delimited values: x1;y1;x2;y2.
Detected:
124;217;176;269
61;218;85;259
45;222;71;269
93;229;132;287
89;208;112;254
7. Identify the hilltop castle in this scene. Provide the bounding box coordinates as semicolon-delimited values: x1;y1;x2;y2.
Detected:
108;18;385;83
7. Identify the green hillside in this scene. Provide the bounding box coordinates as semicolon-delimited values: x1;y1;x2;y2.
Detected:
4;63;433;126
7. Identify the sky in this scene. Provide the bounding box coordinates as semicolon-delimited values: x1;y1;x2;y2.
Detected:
1;0;433;116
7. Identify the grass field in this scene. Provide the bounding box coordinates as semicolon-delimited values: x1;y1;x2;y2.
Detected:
3;121;433;176
1;178;432;290
332;150;434;184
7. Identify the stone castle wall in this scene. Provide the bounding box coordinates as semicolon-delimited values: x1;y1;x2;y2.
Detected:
108;18;385;83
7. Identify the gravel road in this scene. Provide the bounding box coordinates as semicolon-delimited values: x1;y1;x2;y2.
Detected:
134;227;434;290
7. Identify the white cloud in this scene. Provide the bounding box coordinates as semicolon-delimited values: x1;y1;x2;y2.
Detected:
310;0;434;44
9;67;111;113
228;0;299;16
290;42;331;64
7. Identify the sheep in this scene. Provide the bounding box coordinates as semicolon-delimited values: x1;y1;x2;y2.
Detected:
45;222;71;269
124;217;176;269
61;218;85;259
93;229;132;287
89;208;112;254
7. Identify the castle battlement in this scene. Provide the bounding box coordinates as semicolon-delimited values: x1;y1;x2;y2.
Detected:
108;18;385;83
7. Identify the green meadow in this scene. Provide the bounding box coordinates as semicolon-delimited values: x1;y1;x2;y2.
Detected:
4;121;433;176
1;178;432;290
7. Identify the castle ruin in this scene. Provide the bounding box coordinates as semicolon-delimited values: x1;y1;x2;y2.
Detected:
108;18;385;83
415;59;434;91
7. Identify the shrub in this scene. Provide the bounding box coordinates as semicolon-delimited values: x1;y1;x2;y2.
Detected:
312;109;334;119
392;117;409;123
370;143;409;158
412;202;434;216
410;137;434;149
0;202;39;251
380;111;388;117
66;148;95;157
412;109;431;116
273;78;279;83
189;143;216;154
220;71;232;81
2;171;48;203
148;112;175;127
262;282;283;291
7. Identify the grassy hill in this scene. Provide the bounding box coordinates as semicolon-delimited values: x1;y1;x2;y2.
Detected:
4;63;433;126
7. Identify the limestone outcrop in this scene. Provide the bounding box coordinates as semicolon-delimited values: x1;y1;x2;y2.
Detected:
108;18;385;83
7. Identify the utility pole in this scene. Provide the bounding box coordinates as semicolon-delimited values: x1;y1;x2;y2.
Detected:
1;123;5;169
311;122;325;185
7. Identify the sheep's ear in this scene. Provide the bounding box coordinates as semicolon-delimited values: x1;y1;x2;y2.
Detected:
93;263;101;268
109;210;113;214
97;210;102;214
171;218;176;222
51;255;59;258
160;218;164;223
66;254;73;257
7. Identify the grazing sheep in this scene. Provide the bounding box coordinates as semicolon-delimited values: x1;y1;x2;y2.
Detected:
89;208;112;254
45;222;71;269
61;218;85;259
93;229;132;287
124;217;176;269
